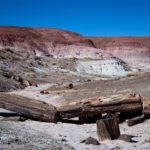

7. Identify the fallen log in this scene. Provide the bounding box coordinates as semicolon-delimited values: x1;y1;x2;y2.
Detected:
58;94;143;119
0;93;58;122
127;115;145;126
96;116;120;141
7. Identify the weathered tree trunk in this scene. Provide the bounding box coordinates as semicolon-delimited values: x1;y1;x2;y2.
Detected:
58;94;143;119
127;115;145;126
96;116;120;141
0;93;58;122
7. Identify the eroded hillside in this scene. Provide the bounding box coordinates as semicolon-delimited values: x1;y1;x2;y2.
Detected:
88;36;150;68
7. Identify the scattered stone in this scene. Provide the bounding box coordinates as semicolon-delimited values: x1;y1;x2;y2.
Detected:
29;81;38;87
22;80;30;87
118;134;137;143
68;83;74;89
81;137;100;145
111;146;121;150
61;138;67;142
87;79;91;82
40;90;49;94
2;72;13;78
14;76;20;81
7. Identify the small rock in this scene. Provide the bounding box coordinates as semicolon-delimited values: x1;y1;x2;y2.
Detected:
22;80;30;87
81;137;100;145
29;82;38;87
68;83;74;89
87;79;91;82
61;138;67;142
14;76;20;81
40;90;49;94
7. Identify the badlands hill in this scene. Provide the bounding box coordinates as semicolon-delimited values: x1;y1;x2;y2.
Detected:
88;36;150;68
0;26;148;91
0;26;95;56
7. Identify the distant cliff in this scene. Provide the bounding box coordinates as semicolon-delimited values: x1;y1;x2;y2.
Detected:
88;36;150;68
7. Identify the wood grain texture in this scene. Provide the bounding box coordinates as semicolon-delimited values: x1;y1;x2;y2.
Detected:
0;93;58;122
58;94;143;119
96;117;120;141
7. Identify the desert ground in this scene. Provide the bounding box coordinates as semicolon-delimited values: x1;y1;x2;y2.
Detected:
0;26;150;150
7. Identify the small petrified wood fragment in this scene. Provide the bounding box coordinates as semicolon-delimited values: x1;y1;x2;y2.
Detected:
143;105;150;118
127;115;145;126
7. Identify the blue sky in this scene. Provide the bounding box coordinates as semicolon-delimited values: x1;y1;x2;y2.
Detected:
0;0;150;36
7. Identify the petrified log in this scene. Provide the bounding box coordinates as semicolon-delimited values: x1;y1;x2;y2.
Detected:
96;116;120;141
127;115;145;126
58;94;143;119
0;93;58;122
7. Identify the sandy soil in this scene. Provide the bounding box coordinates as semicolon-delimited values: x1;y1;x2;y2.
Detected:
10;72;150;107
1;73;147;149
0;114;150;150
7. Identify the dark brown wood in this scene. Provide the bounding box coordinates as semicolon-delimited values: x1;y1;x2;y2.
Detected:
96;117;120;141
127;115;145;126
79;114;102;124
58;94;143;119
0;93;58;122
119;110;142;123
143;105;150;118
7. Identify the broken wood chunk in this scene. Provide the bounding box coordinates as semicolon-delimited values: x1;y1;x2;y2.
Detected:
143;105;150;118
118;134;137;143
40;90;49;94
96;117;120;141
127;115;145;126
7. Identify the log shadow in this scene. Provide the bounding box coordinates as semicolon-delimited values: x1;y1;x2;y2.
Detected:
0;112;20;117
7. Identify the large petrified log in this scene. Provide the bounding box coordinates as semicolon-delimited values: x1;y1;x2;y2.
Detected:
0;93;58;122
58;94;143;119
